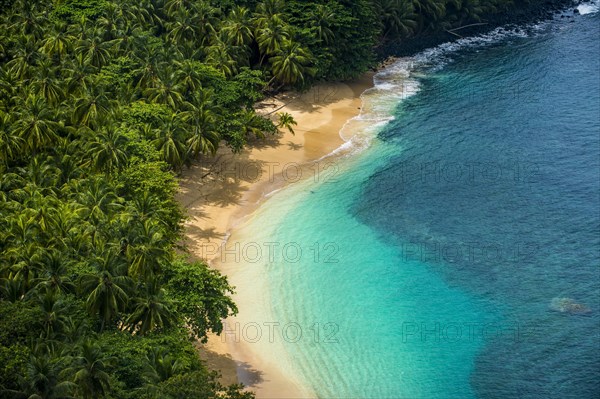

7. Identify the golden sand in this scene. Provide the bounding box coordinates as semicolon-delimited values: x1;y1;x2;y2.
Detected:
176;73;374;397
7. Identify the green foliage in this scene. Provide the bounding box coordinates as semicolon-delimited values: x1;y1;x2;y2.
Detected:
233;68;268;108
282;1;378;81
155;371;217;399
165;258;238;343
0;344;29;392
0;301;43;345
118;160;178;199
124;102;172;130
157;371;254;399
52;0;108;22
97;329;202;391
98;57;139;88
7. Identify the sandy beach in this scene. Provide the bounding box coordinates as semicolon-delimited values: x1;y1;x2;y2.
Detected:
176;72;374;397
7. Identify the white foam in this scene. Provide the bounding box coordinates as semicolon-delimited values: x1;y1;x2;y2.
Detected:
319;12;584;163
308;57;423;158
577;0;600;15
412;26;539;71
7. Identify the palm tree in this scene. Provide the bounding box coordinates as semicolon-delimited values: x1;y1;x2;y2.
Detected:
0;67;21;108
54;152;85;186
222;6;254;47
39;22;75;61
164;0;193;16
166;8;202;44
12;95;60;154
29;59;65;106
80;251;131;331
72;85;114;127
0;167;24;202
125;219;171;279
4;212;39;250
239;109;269;139
38;291;69;338
193;1;219;46
46;202;88;255
8;351;74;399
0;277;24;302
34;251;75;295
255;18;290;65
0;111;23;165
144;71;184;109
375;0;419;39
129;192;163;223
60;316;88;345
126;277;175;334
151;113;187;170
270;41;315;87
127;2;155;27
173;60;203;94
8;1;46;40
5;34;39;80
17;155;61;194
96;2;128;41
253;0;285;28
143;348;184;384
277;112;297;134
75;32;113;68
0;34;5;60
182;97;221;157
206;39;244;78
77;177;123;224
68;340;114;398
63;57;97;97
112;24;142;56
135;58;161;91
412;0;447;30
84;124;130;174
6;242;43;296
311;4;336;44
69;14;92;41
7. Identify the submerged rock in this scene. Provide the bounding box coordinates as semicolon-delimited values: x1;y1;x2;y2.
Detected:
550;297;591;314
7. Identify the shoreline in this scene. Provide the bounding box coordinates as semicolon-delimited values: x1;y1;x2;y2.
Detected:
174;5;593;393
378;0;580;58
176;72;375;396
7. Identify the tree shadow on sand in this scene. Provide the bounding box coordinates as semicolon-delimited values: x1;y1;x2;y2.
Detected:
286;141;303;151
236;360;264;389
247;131;285;150
185;225;224;242
179;150;270;209
195;344;264;389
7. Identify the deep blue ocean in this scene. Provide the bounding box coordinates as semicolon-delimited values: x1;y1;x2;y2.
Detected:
233;6;599;398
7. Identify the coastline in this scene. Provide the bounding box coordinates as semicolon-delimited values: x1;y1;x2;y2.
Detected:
378;0;580;58
176;72;375;396
174;5;596;397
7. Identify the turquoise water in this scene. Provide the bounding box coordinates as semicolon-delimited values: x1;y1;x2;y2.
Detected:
267;142;500;398
241;8;599;398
